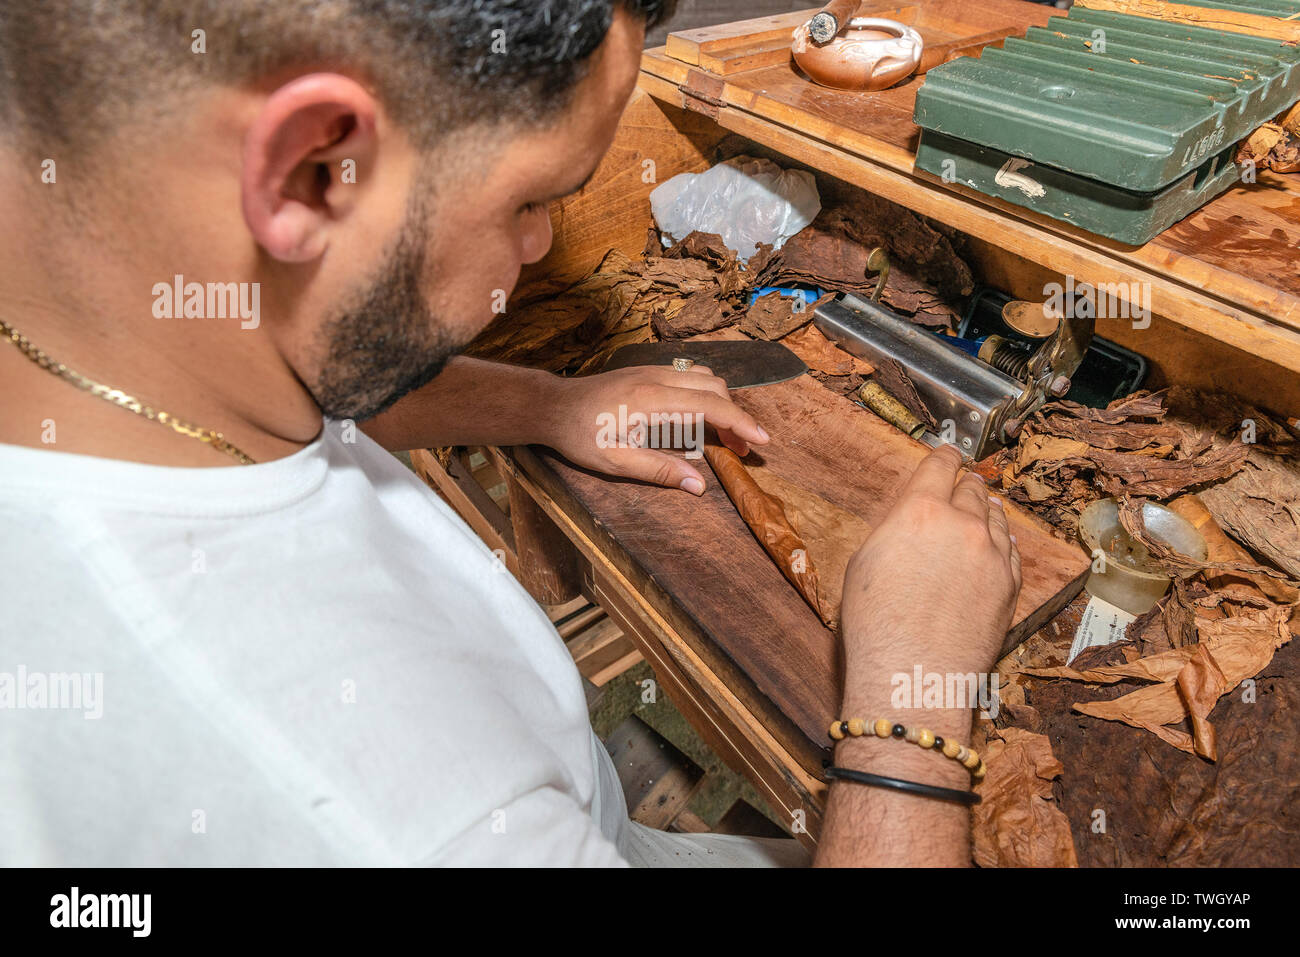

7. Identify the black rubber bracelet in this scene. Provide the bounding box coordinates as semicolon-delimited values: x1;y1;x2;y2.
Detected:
824;766;981;806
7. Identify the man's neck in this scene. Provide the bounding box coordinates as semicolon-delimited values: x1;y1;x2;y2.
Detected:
0;168;322;467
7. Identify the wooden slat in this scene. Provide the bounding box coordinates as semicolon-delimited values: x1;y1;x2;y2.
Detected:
583;562;825;845
556;603;606;640
605;715;704;830
1078;0;1300;42
546;595;589;623
568;616;643;686
410;449;517;574
507;473;583;604
664;10;808;66
668;809;712;833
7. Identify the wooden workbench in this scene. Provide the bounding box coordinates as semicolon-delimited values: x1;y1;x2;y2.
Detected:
418;2;1300;851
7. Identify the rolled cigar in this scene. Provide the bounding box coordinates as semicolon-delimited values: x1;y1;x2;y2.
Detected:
809;0;859;44
702;444;826;623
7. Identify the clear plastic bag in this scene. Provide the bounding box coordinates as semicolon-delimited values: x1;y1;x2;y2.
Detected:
650;156;821;263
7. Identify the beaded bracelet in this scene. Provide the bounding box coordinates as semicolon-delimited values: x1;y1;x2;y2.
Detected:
828;717;986;780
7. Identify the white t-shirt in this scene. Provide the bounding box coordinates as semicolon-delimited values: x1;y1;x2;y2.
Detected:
0;422;805;867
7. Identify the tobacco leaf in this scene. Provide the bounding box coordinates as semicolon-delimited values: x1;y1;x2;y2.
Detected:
995;390;1260;527
1047;392;1169;425
1168;494;1299;604
638;256;719;292
745;466;872;631
972;727;1078;868
810;370;869;398
701;441;873;631
1087;443;1248;499
1200;449;1300;580
663;230;751;298
1028;603;1294;760
781;323;873;377
1116;496;1294;585
739;291;808;341
1123;599;1176;656
755;193;972;328
642;226;663;259
1166;386;1297;453
1237;121;1300;174
467;247;715;373
1162;580;1203;648
1284;102;1300;136
1025;637;1300;866
651;288;732;339
1237;122;1287;167
870;357;937;430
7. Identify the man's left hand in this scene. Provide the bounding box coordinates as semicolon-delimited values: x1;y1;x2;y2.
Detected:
542;365;769;495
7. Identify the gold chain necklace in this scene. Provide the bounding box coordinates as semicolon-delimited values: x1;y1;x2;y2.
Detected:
0;318;255;465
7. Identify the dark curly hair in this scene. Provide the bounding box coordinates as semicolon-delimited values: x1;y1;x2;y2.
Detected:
0;1;676;153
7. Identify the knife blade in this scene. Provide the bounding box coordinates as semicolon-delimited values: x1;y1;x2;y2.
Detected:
599;339;807;389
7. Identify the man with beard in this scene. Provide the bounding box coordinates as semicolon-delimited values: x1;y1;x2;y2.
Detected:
0;1;1020;866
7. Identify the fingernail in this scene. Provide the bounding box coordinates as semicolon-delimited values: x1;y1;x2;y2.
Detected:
989;495;1003;507
755;425;770;442
681;477;704;496
1010;534;1019;545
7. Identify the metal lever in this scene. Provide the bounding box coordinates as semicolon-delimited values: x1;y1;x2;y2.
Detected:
994;299;1095;440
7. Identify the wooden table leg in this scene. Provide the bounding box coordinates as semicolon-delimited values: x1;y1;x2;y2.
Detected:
508;474;583;605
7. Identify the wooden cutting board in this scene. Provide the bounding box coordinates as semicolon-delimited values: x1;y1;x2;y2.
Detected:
532;369;1088;772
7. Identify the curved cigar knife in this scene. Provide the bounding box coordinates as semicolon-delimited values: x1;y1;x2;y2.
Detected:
599;340;807;389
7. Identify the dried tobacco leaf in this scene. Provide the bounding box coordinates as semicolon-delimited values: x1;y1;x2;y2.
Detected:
745;466;872;631
781;323;873;377
663;230;750;298
702;445;872;631
972;727;1078;868
1237;121;1300;173
870;357;937;430
739;291;807;341
1028;603;1295;759
1026;638;1300;866
1117;496;1294;584
1168;494;1299;604
754;194;971;328
1200;449;1300;580
995;389;1260;525
651;288;731;339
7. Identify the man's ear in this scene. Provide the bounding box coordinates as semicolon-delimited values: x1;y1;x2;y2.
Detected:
241;73;379;263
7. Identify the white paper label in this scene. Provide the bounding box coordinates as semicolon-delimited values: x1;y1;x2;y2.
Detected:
1068;595;1138;664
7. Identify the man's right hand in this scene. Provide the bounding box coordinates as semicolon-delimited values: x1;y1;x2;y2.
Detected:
815;445;1023;868
840;443;1022;684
